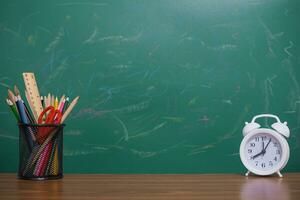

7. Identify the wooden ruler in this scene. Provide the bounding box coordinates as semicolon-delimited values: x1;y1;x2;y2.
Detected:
23;73;44;117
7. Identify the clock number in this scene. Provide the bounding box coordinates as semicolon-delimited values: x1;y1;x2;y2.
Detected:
255;137;259;142
273;142;278;147
276;150;281;155
261;136;267;141
250;143;255;147
269;161;273;166
274;157;277;162
248;149;252;153
261;163;266;168
255;161;258;166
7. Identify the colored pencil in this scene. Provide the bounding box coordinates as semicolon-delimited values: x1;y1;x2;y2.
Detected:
54;97;58;110
6;99;20;121
62;97;69;113
61;96;79;122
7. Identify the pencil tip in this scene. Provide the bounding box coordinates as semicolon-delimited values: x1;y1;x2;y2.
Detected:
14;85;20;96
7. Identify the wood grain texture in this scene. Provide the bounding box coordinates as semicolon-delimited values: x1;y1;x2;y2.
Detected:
0;173;300;199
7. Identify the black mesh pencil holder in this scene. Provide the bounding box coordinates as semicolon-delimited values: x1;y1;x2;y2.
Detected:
18;123;65;180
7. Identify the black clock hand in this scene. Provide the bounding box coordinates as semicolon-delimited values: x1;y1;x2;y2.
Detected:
263;138;271;155
252;151;264;159
252;140;266;160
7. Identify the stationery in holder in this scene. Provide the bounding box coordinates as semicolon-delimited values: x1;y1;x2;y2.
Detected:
6;72;79;180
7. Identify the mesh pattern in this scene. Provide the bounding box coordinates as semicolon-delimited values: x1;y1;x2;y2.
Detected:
18;124;64;180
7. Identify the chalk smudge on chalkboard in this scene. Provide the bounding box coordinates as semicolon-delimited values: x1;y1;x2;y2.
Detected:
37;26;52;35
98;32;142;43
258;18;276;41
284;41;294;57
148;44;160;56
227;152;239;157
80;59;97;65
64;149;96;157
189;106;249;156
208;44;237;51
163;116;184;123
64;145;122;157
56;2;108;7
83;27;99;44
0;130;18;140
0;77;12;88
177;32;193;45
114;100;151;114
65;130;83;136
113;115;129;141
18;11;41;34
246;72;256;88
132;113;158;124
284;110;296;114
45;27;65;52
221;99;232;105
41;49;63;74
44;58;69;86
73;108;111;119
263;78;274;115
2;27;21;38
130;142;184;158
0;82;10;88
128;121;167;140
112;64;131;69
189;144;215;156
200;84;212;89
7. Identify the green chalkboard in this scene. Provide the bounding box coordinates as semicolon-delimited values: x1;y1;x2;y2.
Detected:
1;0;300;173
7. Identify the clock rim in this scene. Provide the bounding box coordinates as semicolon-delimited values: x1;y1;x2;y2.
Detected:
240;128;289;176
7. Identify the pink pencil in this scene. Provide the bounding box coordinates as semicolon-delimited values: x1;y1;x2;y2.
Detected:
58;98;66;112
34;142;51;176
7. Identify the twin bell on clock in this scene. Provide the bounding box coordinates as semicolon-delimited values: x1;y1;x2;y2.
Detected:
240;114;290;178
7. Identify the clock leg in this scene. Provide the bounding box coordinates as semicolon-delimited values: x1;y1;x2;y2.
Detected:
245;171;250;176
277;171;283;178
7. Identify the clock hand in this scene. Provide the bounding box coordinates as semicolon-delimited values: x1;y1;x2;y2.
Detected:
261;141;265;156
251;151;264;159
263;138;272;155
251;140;266;160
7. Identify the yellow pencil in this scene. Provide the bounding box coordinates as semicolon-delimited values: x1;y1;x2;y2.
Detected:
54;97;58;109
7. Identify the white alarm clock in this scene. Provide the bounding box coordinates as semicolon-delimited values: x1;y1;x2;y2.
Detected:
240;114;290;177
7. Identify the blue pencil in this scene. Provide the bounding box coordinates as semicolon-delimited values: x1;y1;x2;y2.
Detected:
16;95;35;150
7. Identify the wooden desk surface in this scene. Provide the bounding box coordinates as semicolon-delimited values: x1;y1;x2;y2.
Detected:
0;173;300;200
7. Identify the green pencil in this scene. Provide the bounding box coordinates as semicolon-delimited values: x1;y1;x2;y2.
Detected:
6;99;20;122
62;97;69;114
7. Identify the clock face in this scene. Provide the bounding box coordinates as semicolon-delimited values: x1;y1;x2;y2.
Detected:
244;133;282;171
